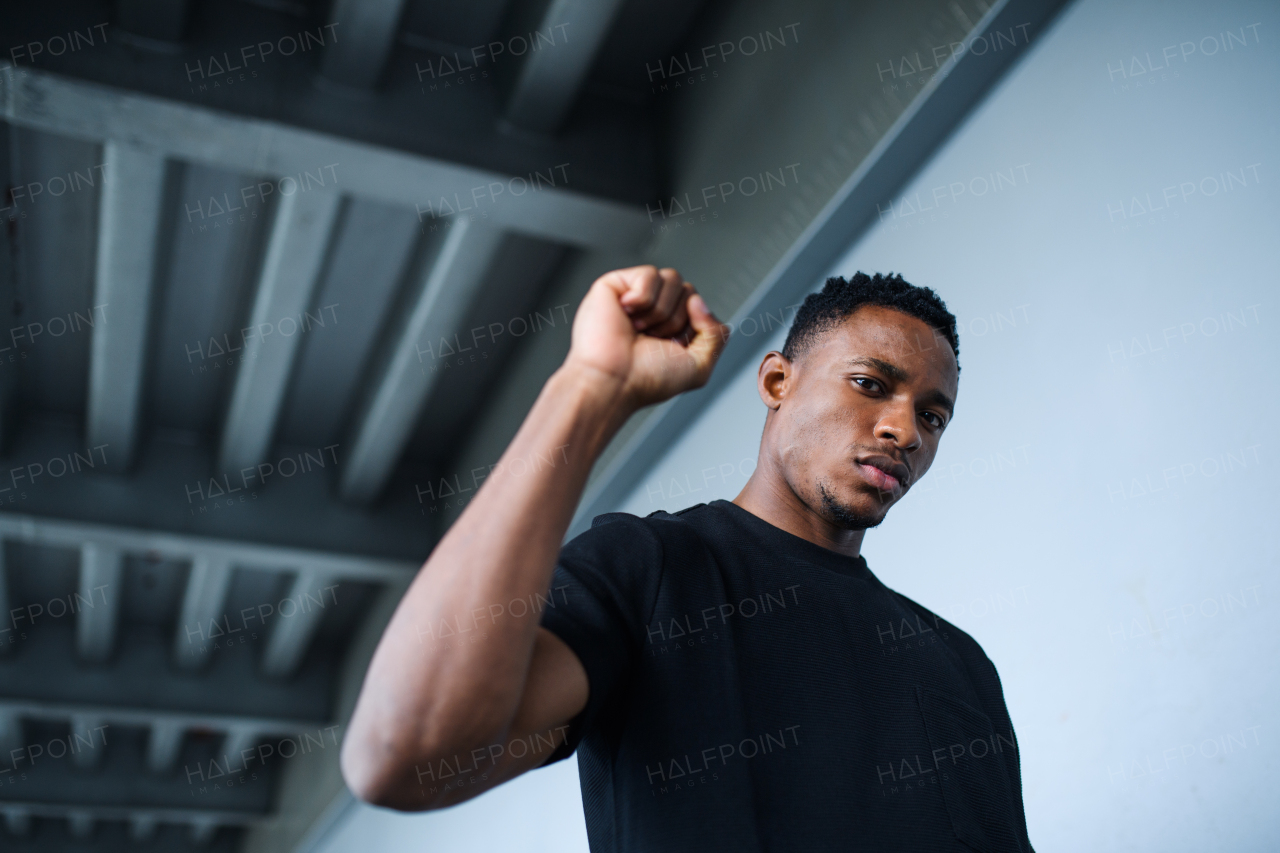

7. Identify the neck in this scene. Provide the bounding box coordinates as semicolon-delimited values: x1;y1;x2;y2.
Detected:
732;457;866;558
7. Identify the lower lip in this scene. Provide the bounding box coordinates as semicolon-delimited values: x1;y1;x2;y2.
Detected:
857;463;900;491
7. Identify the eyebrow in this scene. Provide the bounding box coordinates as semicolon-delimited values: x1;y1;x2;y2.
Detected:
845;357;908;382
844;357;955;417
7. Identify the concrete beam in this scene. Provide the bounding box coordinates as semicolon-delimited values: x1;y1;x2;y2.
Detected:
0;711;22;757
322;0;409;88
0;513;415;585
2;806;30;835
221;727;260;772
340;218;504;504
505;0;629;133
69;715;106;770
67;811;94;839
0;698;323;743
86;143;167;471
129;813;159;841
4;70;649;250
218;189;343;477
173;555;234;671
147;721;186;774
261;571;332;679
76;544;123;663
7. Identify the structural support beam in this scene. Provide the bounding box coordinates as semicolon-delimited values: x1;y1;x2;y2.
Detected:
129;813;159;841
147;721;186;774
77;544;123;663
569;0;1073;537
70;715;106;769
322;0;408;88
0;513;414;586
173;555;234;670
67;811;94;839
219;189;343;476
340;219;505;503
505;0;629;133
222;727;260;772
0;711;22;757
261;571;331;678
87;142;167;472
2;807;30;835
5;71;649;249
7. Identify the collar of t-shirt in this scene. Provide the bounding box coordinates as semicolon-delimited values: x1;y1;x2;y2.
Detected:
707;499;872;581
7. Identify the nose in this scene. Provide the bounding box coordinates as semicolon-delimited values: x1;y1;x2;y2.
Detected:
874;397;922;453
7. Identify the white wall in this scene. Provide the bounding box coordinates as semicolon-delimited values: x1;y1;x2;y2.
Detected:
318;0;1279;849
621;0;1280;849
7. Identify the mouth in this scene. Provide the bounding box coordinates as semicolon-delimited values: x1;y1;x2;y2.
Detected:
855;456;909;492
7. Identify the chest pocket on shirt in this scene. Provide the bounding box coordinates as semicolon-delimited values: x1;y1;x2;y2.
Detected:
916;686;1027;853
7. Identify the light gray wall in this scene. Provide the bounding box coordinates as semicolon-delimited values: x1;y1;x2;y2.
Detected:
618;0;1279;849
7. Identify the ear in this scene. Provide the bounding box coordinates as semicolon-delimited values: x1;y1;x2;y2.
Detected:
757;351;790;411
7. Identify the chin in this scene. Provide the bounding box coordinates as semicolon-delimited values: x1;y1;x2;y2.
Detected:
818;482;892;531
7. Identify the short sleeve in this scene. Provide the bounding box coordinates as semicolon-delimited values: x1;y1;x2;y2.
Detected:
538;512;666;766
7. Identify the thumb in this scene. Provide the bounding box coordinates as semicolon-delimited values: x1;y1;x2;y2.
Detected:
684;293;730;374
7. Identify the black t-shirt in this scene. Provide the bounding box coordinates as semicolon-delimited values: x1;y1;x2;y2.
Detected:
539;500;1032;853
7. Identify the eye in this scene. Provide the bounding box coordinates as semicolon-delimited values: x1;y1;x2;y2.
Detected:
853;377;883;393
920;411;945;429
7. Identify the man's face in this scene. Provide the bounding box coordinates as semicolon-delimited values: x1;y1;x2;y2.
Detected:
764;305;959;530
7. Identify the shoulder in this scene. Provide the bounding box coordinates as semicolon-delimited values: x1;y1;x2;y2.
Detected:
569;503;714;556
891;590;991;664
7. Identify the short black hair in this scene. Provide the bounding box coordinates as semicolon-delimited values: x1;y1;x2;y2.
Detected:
781;272;959;370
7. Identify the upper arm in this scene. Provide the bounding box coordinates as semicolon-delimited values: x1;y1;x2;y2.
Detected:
426;627;588;807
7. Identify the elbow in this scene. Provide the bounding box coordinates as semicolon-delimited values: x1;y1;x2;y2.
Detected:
340;732;418;810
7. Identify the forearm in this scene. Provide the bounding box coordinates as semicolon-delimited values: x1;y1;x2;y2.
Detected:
343;360;632;796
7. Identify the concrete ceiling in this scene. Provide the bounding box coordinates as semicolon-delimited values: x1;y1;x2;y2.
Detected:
0;0;1069;850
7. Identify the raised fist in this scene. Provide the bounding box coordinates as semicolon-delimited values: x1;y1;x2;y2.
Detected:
565;265;729;409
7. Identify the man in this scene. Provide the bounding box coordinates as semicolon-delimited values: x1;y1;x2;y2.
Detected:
342;265;1033;852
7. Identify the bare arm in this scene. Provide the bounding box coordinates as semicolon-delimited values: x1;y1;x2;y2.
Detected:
340;266;727;810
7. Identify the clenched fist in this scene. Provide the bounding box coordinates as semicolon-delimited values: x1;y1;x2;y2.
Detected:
564;266;729;409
